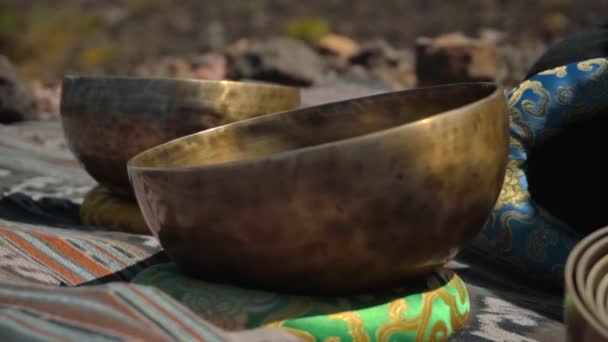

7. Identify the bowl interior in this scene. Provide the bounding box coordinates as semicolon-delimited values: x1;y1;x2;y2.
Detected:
130;83;497;169
587;254;608;308
566;226;608;338
583;243;608;333
596;273;608;319
576;237;608;309
61;75;299;106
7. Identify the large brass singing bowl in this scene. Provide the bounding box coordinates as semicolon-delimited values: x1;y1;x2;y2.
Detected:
128;83;509;294
60;76;300;198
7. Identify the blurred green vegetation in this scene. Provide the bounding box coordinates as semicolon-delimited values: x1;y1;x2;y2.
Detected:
1;7;104;78
285;17;330;44
0;0;170;79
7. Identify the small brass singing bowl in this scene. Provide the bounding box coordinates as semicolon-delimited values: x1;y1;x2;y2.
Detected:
565;226;608;341
60;75;300;198
128;82;509;294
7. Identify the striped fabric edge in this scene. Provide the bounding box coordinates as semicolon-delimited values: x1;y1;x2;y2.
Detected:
0;280;306;342
0;280;227;342
0;218;164;286
0;234;62;286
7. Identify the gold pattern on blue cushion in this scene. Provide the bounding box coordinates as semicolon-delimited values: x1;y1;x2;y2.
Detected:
525;225;560;263
495;160;529;209
473;57;608;284
508;136;526;155
508;109;535;150
577;58;608;76
508;80;550;117
539;66;568;78
558;85;606;123
557;87;575;105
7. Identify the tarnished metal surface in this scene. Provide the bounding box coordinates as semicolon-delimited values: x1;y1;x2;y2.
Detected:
60;76;300;198
128;82;509;294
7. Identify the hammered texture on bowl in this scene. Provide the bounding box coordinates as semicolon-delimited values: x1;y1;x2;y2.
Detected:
128;82;509;293
60;76;300;197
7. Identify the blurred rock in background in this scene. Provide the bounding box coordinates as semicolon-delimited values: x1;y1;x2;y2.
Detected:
317;33;360;61
228;37;325;86
1;0;605;122
30;79;62;121
415;32;498;87
348;39;416;90
134;53;228;80
0;55;36;123
1;0;604;81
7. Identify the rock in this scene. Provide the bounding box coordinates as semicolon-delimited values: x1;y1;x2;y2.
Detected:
133;53;227;81
479;28;507;44
191;53;227;80
342;64;372;81
346;39;416;90
31;80;62;121
349;39;401;68
367;64;417;91
134;56;192;78
225;38;251;57
229;37;325;86
317;33;360;60
415;32;498;87
324;54;351;75
0;55;36;124
170;58;193;78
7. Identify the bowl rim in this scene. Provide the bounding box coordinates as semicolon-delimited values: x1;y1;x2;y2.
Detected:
127;82;505;173
565;225;608;338
61;74;300;93
588;254;608;319
596;272;608;319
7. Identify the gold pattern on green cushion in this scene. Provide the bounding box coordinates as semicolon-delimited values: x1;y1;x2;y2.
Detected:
133;263;470;341
80;185;149;235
